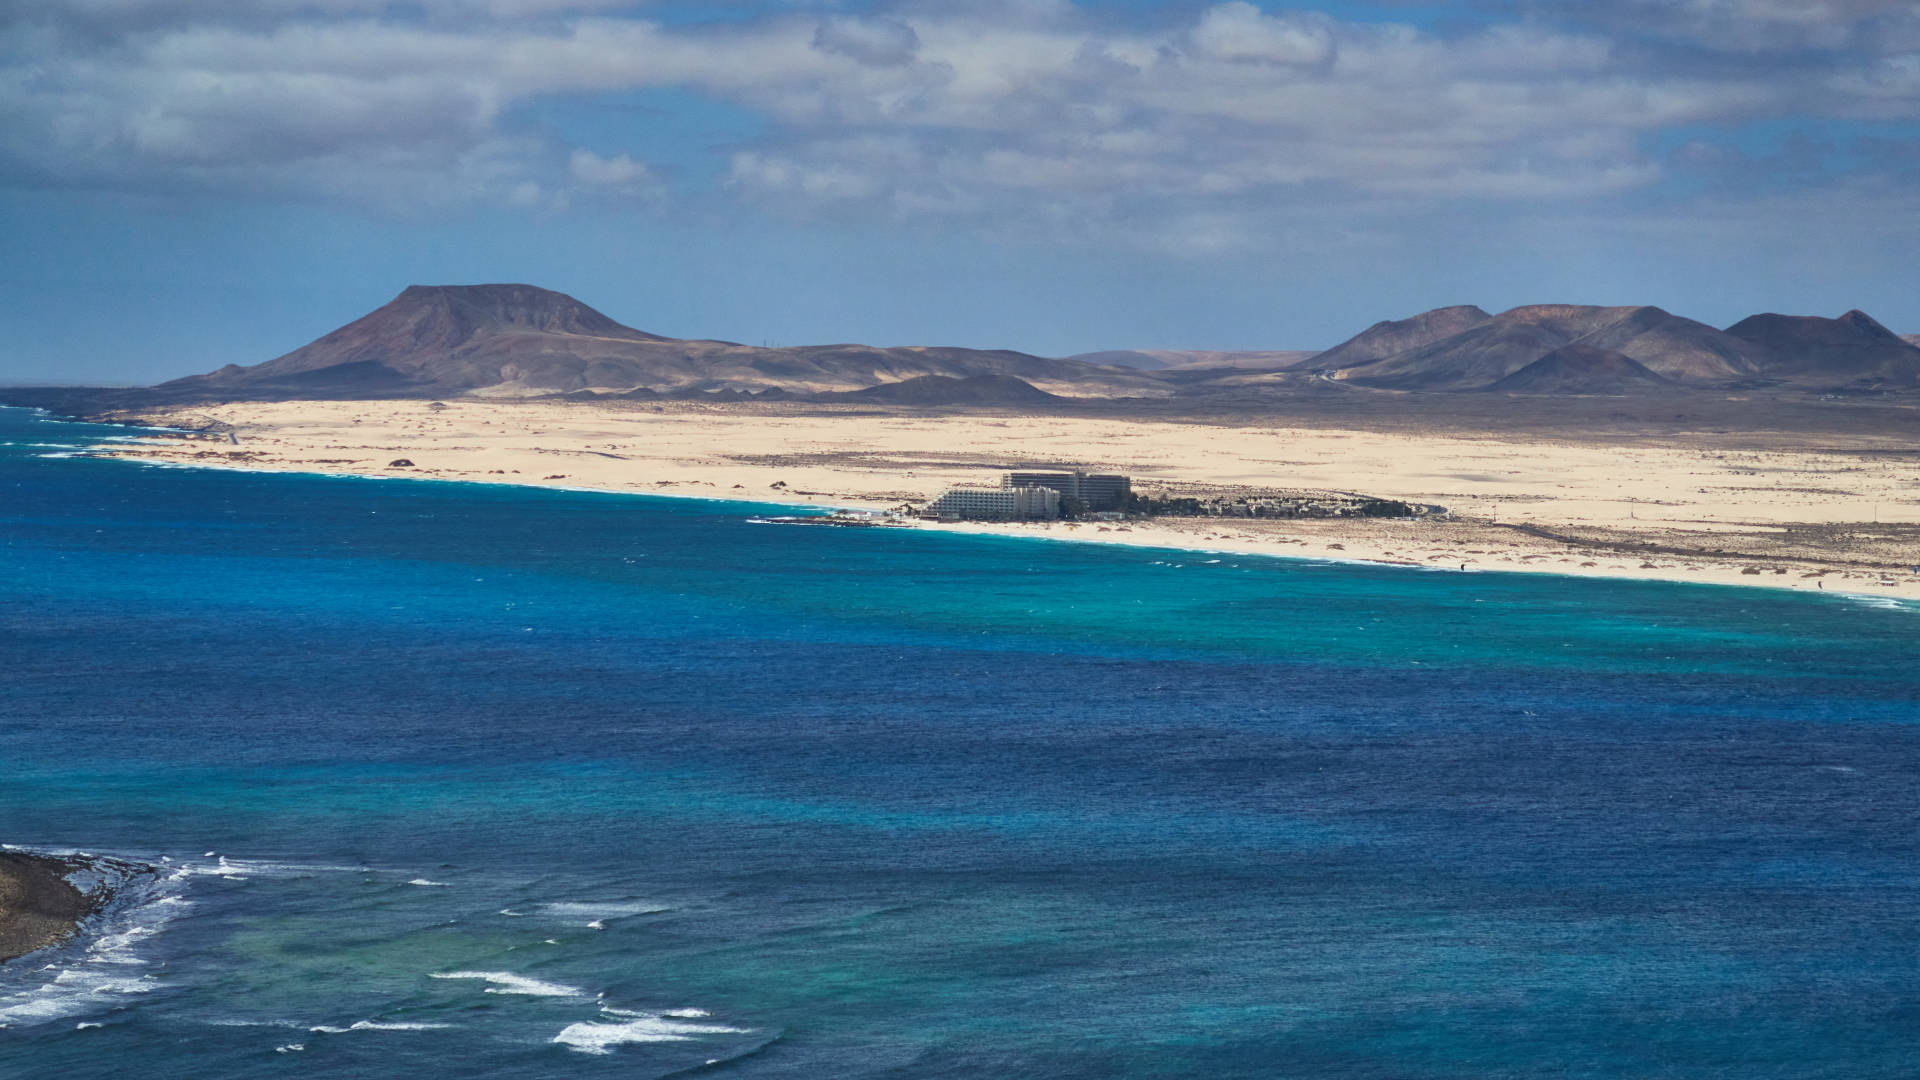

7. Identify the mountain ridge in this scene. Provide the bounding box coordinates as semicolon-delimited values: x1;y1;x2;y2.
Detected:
37;286;1917;410
166;284;1165;400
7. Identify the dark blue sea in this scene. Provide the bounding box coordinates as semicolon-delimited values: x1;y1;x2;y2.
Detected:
2;404;1917;1078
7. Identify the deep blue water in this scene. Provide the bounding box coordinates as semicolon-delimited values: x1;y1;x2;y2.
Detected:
2;404;1917;1078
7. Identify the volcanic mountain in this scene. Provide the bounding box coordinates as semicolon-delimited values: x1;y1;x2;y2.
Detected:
1329;304;1766;391
821;374;1065;406
160;284;1166;399
1724;310;1920;389
1064;349;1319;371
1307;305;1493;370
1489;344;1672;395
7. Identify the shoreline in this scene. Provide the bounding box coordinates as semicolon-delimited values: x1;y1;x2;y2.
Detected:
112;449;1907;600
0;852;95;964
65;399;1920;601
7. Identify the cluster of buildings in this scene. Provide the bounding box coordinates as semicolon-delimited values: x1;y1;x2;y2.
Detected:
924;471;1132;521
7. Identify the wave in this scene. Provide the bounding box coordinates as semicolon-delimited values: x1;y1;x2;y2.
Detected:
167;853;371;880
553;1009;751;1055
310;1020;455;1033
539;900;672;926
429;970;587;997
1836;592;1916;612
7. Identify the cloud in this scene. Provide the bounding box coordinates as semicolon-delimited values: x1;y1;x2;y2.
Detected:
1565;0;1920;52
567;148;662;203
1;0;1914;248
812;16;920;67
1189;3;1334;67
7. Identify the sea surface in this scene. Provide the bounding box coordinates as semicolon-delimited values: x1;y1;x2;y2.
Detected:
2;404;1917;1078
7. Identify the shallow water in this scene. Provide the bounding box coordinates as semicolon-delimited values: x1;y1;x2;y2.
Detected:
2;406;1917;1078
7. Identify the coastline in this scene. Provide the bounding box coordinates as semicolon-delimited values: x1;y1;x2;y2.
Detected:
68;398;1920;601
0;852;95;964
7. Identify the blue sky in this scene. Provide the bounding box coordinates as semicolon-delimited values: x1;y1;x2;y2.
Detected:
2;0;1917;384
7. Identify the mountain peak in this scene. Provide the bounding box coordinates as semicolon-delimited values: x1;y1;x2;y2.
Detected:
382;283;662;342
1835;309;1900;342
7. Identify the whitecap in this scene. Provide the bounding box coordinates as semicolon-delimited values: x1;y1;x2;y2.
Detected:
275;1044;304;1053
429;971;586;997
553;1012;750;1055
407;879;447;887
311;1020;454;1033
539;900;671;926
175;856;367;879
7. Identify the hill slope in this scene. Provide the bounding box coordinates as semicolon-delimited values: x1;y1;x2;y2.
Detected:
161;284;1166;399
821;374;1065;406
1337;304;1765;390
1724;310;1920;389
1309;305;1492;370
1490;344;1673;394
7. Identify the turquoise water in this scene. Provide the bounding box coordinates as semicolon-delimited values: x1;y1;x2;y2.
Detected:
2;405;1917;1077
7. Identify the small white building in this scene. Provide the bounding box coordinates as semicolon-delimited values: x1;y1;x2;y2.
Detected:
926;484;1060;521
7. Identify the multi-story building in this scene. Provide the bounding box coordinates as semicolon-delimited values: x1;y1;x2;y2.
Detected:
1004;471;1132;510
925;484;1061;521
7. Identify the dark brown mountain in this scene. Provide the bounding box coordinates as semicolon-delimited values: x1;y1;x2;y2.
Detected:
1723;310;1920;389
160;284;1166;399
1308;305;1492;370
1562;306;1762;382
1337;305;1631;390
1337;304;1766;390
820;374;1064;406
1489;344;1672;395
1065;349;1318;371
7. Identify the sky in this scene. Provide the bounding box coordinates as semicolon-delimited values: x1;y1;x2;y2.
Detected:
2;0;1917;384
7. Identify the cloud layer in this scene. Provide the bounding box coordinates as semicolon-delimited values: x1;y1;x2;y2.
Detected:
3;1;1916;246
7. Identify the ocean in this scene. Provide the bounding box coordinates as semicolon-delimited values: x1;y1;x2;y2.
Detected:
2;404;1917;1078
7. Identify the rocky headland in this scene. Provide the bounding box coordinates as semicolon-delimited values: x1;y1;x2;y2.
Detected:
0;852;98;963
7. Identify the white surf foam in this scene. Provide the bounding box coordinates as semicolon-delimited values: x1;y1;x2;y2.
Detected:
429;971;587;997
539;900;672;925
311;1020;454;1033
1837;592;1916;612
170;855;368;880
553;1011;750;1055
407;879;447;887
0;852;185;1030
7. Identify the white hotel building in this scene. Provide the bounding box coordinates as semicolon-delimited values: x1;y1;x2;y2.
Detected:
925;484;1061;521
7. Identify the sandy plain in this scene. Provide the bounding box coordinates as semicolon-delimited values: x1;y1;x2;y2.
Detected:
97;397;1920;600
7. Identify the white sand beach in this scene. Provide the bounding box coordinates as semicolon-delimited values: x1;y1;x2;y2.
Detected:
97;398;1920;599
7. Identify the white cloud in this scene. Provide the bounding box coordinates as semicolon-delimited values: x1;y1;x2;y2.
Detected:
1190;3;1334;67
1;0;1914;245
569;148;649;187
